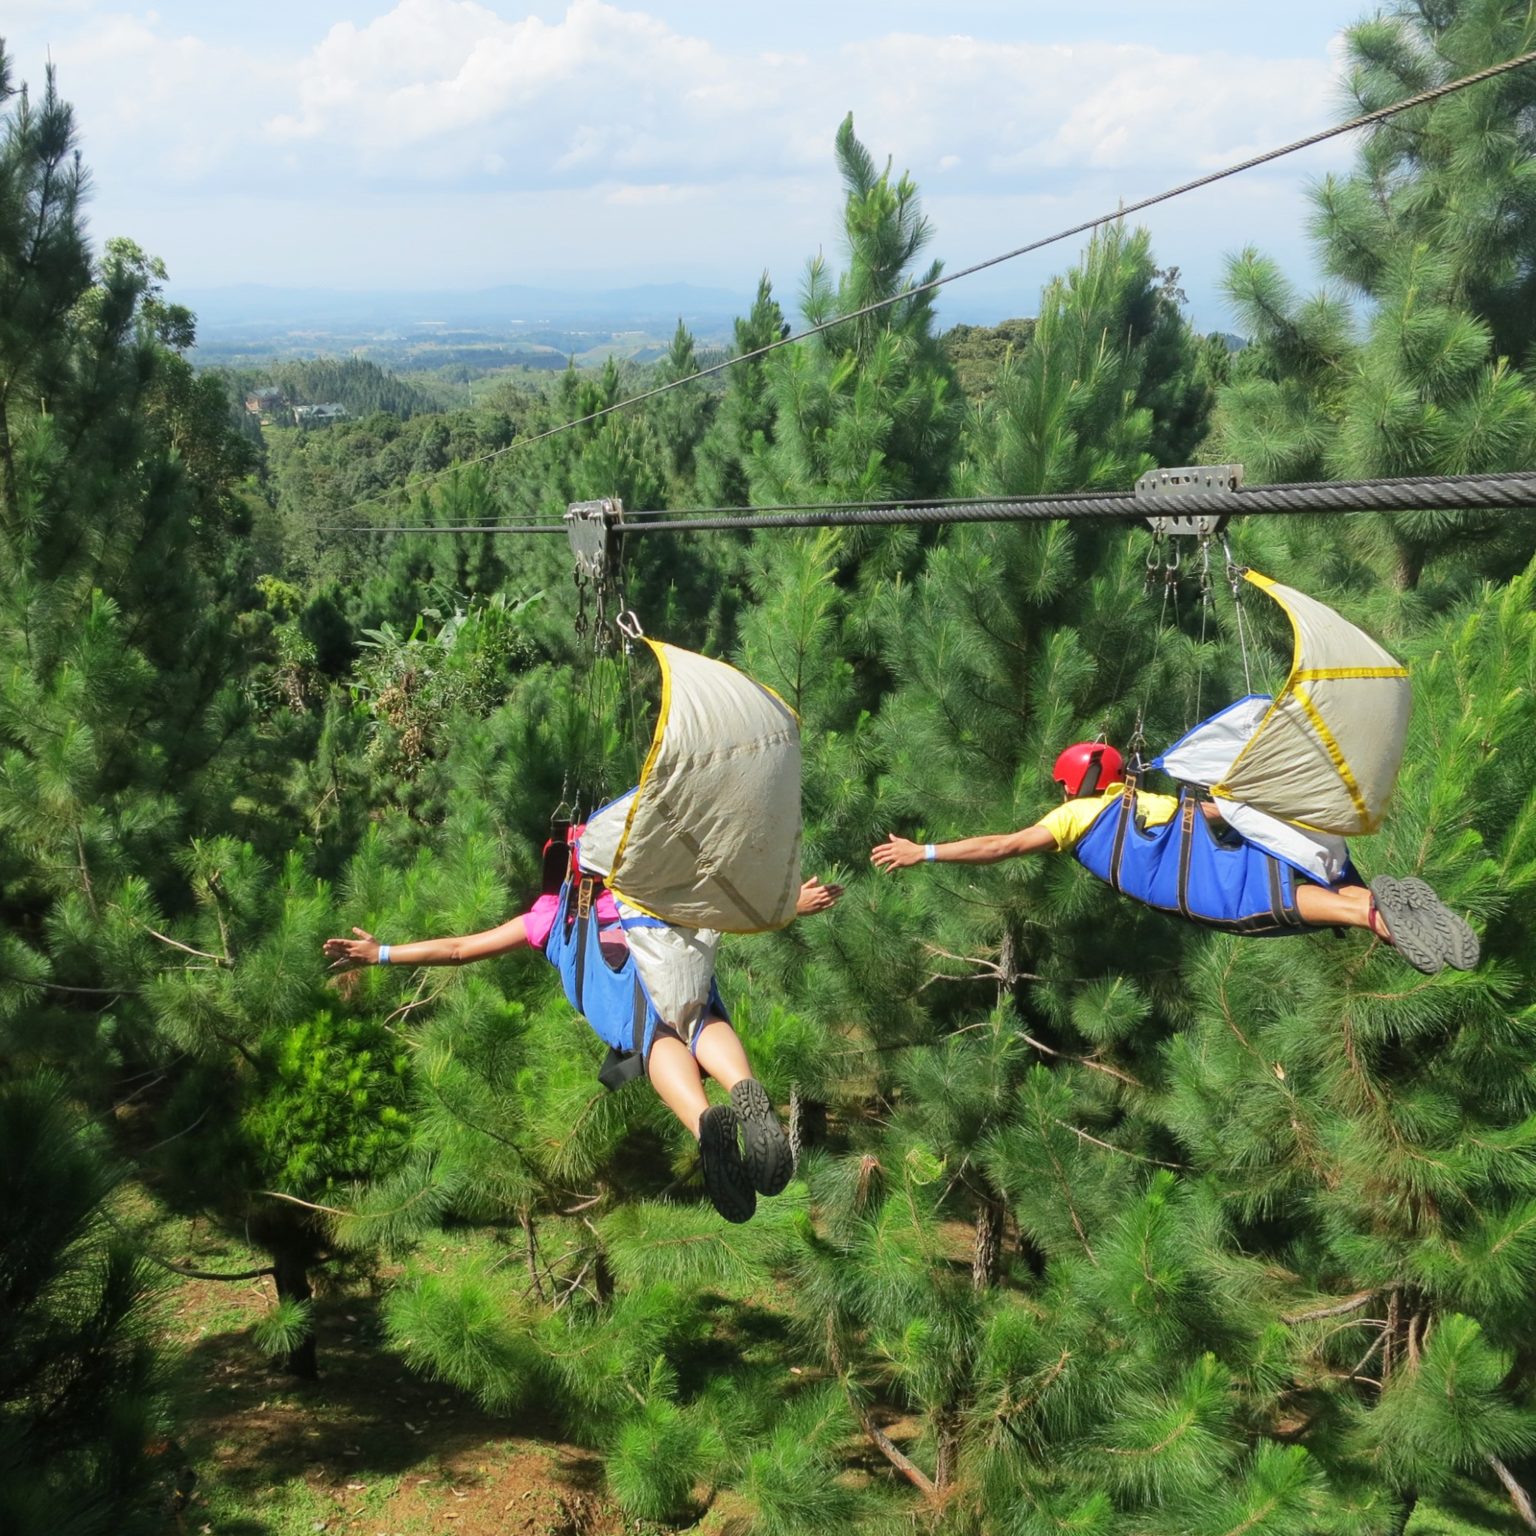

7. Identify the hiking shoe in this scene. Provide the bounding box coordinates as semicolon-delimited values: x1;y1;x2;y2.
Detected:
730;1078;793;1197
698;1105;755;1224
1398;877;1481;971
1370;876;1447;974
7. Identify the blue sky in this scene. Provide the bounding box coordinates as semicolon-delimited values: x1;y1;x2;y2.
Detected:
7;1;1373;329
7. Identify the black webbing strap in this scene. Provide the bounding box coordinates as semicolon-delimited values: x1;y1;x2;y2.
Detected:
571;877;595;1012
1176;798;1197;920
1266;856;1286;928
1107;770;1140;894
1265;856;1306;928
630;978;648;1057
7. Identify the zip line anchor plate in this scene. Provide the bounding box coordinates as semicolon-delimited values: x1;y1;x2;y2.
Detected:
1137;464;1244;537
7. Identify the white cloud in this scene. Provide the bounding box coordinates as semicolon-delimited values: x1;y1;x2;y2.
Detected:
29;3;1347;199
21;12;284;183
10;1;1354;316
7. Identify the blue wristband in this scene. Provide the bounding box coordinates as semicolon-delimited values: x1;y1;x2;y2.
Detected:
376;944;391;965
924;844;938;862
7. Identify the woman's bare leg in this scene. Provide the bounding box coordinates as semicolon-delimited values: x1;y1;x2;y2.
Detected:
693;1016;752;1093
646;1032;711;1137
645;1013;750;1136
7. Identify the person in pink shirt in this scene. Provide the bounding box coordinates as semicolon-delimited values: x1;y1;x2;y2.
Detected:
323;864;842;1223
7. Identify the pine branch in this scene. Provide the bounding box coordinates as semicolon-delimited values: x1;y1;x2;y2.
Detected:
128;915;231;967
918;940;1042;992
1281;1290;1375;1325
1018;1029;1143;1089
1053;1118;1184;1169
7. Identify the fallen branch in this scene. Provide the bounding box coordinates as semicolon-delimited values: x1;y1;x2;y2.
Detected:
101;1212;276;1283
1489;1454;1536;1532
862;1411;937;1495
256;1189;349;1217
147;1256;276;1283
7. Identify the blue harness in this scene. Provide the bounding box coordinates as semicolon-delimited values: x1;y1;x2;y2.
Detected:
1073;776;1311;936
543;874;653;1088
541;874;728;1089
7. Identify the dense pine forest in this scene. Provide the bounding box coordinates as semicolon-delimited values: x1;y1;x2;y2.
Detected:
7;3;1536;1533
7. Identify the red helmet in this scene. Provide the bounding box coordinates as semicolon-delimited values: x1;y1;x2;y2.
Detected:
1053;742;1124;798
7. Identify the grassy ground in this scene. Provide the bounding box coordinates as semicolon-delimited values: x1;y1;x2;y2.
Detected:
161;1221;636;1536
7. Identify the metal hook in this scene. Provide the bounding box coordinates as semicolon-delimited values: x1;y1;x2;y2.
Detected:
615;610;644;641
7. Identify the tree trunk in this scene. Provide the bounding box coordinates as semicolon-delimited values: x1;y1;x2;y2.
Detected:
934;1406;963;1491
788;1088;827;1161
1387;1489;1418;1536
1393;536;1424;592
593;1246;615;1305
972;1191;1004;1291
272;1244;318;1380
0;390;16;533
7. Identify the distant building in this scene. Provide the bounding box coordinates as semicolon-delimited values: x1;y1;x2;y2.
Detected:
244;386;285;415
292;403;349;426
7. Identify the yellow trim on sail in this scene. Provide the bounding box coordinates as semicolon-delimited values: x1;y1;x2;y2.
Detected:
1292;685;1370;824
610;638;673;881
1294;666;1409;681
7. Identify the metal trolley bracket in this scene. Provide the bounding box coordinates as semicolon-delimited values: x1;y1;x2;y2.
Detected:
1136;464;1244;538
565;498;626;647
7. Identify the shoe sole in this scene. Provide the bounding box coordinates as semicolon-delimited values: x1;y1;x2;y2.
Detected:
698;1105;755;1223
730;1079;793;1196
1370;877;1446;974
1398;877;1481;971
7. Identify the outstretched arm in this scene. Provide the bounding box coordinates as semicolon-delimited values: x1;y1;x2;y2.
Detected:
323;917;532;974
871;824;1058;872
796;876;845;916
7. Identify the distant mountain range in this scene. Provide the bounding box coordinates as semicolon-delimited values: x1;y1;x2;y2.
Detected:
181;281;753;333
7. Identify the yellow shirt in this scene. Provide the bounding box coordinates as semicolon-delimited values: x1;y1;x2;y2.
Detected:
1036;782;1181;853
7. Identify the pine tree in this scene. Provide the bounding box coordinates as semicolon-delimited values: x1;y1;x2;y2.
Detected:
750;115;963;522
1215;0;1536;593
0;1074;171;1536
694;273;787;509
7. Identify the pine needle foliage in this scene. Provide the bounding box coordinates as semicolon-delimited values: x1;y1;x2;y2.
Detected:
1215;0;1536;593
0;1074;170;1536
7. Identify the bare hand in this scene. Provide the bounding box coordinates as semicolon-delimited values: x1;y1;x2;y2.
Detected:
796;876;845;916
871;835;924;873
323;927;380;973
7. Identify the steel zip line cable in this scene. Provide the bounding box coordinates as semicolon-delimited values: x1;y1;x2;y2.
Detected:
353;470;1536;536
338;45;1536;532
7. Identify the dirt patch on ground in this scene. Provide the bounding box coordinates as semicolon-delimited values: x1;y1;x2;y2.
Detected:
168;1250;630;1536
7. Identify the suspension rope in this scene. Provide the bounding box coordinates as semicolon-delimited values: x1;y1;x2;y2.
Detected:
354;469;1536;537
1222;531;1254;697
332;47;1536;527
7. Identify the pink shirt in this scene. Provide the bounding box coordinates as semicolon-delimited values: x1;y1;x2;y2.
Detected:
522;889;621;951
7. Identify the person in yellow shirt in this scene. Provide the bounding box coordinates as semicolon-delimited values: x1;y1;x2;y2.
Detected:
871;741;1479;975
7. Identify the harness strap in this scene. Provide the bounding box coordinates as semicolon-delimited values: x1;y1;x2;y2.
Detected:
1176;798;1197;920
631;977;648;1057
1107;771;1141;894
571;877;595;1012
